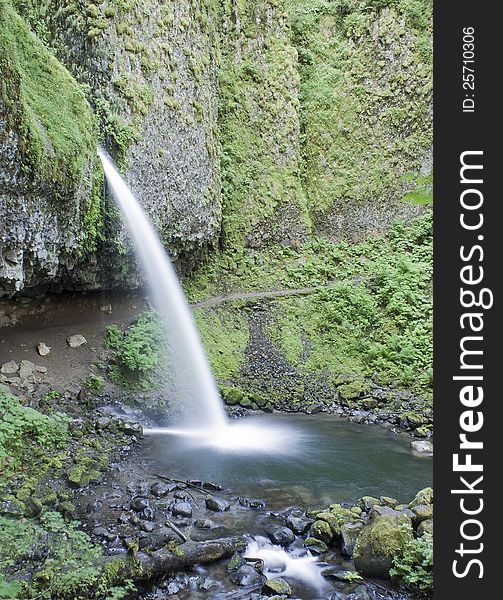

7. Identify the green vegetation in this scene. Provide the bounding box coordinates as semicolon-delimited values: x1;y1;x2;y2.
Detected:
106;312;167;388
0;0;96;191
0;512;135;598
193;307;249;380
390;532;433;592
216;0;310;254
285;0;432;229
85;374;105;394
0;388;68;487
272;213;432;398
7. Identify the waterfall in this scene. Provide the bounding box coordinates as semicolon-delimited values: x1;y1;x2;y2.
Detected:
98;149;227;430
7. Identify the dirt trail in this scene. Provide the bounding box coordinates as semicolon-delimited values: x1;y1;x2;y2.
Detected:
193;278;362;309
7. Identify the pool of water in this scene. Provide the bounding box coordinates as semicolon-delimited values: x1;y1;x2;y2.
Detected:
147;413;432;509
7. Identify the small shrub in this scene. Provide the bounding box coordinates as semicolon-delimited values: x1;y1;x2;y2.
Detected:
390;532;433;593
0;512;134;598
0;388;68;482
85;374;104;394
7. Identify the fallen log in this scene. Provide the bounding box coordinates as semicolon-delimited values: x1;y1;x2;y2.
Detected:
107;536;245;581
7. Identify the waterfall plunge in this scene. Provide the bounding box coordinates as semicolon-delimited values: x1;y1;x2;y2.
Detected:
99;149;301;454
99;149;226;430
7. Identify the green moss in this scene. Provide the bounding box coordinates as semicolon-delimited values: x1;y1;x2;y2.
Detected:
193;307;249;380
0;0;96;192
285;0;432;226
0;388;69;490
216;0;310;255
0;512;135;598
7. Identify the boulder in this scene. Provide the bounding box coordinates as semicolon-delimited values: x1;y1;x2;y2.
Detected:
353;512;414;579
206;497;230;512
267;525;295;546
408;487;433;508
227;552;265;587
341;522;364;557
357;496;381;512
1;360;18;374
263;577;292;596
304;537;328;554
172;502;193;518
411;440;433;455
67;334;87;348
310;520;333;544
37;342;51;356
411;504;433;527
286;514;312;535
417;518;433;536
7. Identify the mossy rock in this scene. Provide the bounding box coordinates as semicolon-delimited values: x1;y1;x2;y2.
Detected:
263;577;292;596
310;519;333;544
353;513;414;579
400;411;427;428
304;537;328;553
417;518;433;536
68;464;101;487
338;380;371;401
408;487;433;508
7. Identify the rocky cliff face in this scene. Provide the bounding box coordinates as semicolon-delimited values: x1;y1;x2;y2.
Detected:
0;0;432;296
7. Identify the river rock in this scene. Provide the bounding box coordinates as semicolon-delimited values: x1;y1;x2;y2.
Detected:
417;518;433;536
131;498;150;512
1;360;18;374
310;520;333;544
37;342;51;356
286;514;312;535
263;577;292;596
408;487;433;508
227;552;265;587
357;496;381;511
267;525;295;546
150;482;170;497
194;518;215;529
341;522;364;557
411;504;433;526
206;497;230;512
172;502;193;518
67;334;87;348
353;512;414;579
19;360;35;379
411;440;433;455
304;537;328;554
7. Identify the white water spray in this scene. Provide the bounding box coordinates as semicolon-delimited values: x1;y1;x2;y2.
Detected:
99;149;303;454
244;536;330;592
98;149;226;430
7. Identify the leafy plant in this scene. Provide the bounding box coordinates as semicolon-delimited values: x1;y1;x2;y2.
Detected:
0;388;68;482
390;532;433;592
85;374;104;394
0;512;135;598
108;312;167;388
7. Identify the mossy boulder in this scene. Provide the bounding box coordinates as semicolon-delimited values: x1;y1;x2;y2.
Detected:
353;513;414;579
417;518;433;537
304;537;328;554
408;487;433;509
263;577;292;596
310;519;333;544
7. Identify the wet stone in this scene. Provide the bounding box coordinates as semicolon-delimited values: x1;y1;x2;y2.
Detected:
141;521;155;532
130;498;150;512
194;518;215;529
286;514;312;535
172;502;192;517
151;482;169;497
1;361;18;374
206;497;230;512
267;526;295;546
67;334;87;348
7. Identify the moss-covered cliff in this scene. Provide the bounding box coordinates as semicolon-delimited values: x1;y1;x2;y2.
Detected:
0;0;432;295
0;0;101;294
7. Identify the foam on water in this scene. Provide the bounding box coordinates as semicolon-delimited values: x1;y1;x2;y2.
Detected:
244;536;330;592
